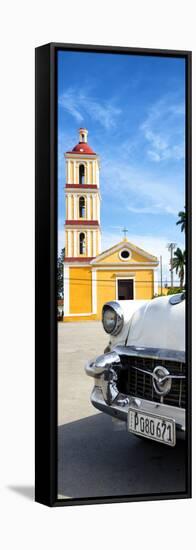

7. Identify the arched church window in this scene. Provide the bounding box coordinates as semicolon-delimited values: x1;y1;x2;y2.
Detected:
79;232;86;255
79;164;85;185
79;196;86;218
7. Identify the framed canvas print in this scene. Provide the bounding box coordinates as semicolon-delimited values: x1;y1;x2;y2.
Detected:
35;42;192;506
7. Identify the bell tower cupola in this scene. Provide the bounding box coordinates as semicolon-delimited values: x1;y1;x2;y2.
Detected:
64;128;101;260
79;127;88;143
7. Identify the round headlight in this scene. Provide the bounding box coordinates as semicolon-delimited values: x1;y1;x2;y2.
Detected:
102;302;124;336
103;307;116;333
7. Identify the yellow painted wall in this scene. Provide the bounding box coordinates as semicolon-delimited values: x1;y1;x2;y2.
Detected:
64;266;154;321
69;267;92;314
134;270;154;299
64;314;97;322
96;269;154;319
96;270;116;319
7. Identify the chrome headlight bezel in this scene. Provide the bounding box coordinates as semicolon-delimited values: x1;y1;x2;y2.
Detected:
102;301;124;336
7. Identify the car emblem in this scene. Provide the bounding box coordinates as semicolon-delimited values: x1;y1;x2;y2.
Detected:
152;365;172;396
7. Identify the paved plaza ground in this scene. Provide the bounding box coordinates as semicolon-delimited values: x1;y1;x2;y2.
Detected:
58;321;108;426
58;321;186;500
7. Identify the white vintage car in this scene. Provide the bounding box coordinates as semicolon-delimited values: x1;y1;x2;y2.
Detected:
85;293;185;446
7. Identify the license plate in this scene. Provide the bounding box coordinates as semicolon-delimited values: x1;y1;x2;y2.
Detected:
127;408;176;446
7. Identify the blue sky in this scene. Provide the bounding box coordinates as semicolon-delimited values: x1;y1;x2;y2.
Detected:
58;50;185;284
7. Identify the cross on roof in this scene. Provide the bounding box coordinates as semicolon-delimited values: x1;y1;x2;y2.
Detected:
122;227;128;239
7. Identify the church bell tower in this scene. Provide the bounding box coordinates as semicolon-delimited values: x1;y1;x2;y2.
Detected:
64;128;101;260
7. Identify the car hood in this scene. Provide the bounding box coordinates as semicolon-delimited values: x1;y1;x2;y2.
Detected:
110;295;185;352
126;295;185;351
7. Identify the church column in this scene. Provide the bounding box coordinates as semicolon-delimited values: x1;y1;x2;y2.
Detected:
67;160;71;184
86;162;89;185
67;195;72;219
97;196;100;223
87;195;91;220
67;230;72;256
93;231;97;257
92;195;96;219
93;161;96;185
73;162;76;184
90;161;93;184
92;269;97;314
75;162;78;184
96;161;99;187
87;230;91;257
74;230;78;257
73;194;77;219
65;194;68;219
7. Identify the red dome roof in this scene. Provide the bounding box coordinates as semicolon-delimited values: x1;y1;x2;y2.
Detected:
67;142;96;155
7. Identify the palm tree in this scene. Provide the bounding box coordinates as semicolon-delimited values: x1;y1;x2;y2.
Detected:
176;209;186;232
172;248;185;288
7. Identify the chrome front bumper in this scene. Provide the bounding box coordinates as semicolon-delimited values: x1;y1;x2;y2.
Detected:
91;386;185;432
85;349;186;433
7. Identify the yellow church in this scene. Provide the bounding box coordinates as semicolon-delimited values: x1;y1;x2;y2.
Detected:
63;128;159;321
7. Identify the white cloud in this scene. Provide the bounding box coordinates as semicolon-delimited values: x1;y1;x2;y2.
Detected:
101;156;184;216
59;87;121;130
127;204;169;215
140;96;185;163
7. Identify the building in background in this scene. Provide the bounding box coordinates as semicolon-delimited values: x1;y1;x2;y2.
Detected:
63;129;159;321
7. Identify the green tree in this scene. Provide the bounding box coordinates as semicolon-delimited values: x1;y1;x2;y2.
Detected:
176;208;186;232
167;287;182;295
172;248;185;289
57;248;65;299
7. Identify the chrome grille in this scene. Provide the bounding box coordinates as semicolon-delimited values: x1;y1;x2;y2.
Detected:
117;355;186;408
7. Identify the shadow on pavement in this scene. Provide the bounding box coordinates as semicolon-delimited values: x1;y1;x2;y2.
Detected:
58;412;186;499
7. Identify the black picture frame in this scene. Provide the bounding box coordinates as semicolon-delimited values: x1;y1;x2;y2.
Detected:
35;42;192;507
